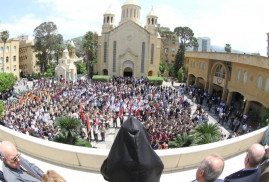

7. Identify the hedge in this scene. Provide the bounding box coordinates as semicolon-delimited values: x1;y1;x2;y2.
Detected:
92;75;110;82
147;76;164;85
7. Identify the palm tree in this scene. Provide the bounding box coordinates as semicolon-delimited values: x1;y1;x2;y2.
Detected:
55;116;82;144
191;122;221;144
168;132;195;148
1;30;9;71
83;31;98;77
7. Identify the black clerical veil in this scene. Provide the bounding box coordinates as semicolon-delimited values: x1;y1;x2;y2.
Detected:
101;117;164;182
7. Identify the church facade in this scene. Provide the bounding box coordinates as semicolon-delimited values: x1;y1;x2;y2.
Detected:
96;0;161;77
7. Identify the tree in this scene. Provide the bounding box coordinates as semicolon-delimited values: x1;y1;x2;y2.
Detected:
225;44;231;53
191;122;221;144
76;62;87;74
33;22;63;73
53;43;65;65
54;116;82;144
173;27;198;77
83;31;98;77
0;73;17;93
177;67;184;83
168;133;195;148
1;30;9;70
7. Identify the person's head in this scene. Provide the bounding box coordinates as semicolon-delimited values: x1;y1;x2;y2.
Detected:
0;141;21;169
244;143;265;168
196;154;224;182
42;170;66;182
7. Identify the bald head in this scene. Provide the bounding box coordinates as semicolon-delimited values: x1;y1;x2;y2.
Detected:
0;141;21;169
196;154;225;182
245;143;265;168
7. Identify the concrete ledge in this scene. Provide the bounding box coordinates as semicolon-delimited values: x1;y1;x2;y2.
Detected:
0;125;266;172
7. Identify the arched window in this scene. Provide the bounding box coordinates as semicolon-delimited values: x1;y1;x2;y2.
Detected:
236;70;241;81
257;76;263;89
199;62;203;70
1;68;3;73
6;56;9;63
265;78;269;92
203;63;206;70
0;47;3;53
6;46;9;53
6;67;9;73
0;57;3;64
107;16;109;23
243;71;247;83
151;18;154;25
215;65;225;79
13;46;16;53
13;65;16;71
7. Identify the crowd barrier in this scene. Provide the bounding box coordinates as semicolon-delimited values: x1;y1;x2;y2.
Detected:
0;125;266;172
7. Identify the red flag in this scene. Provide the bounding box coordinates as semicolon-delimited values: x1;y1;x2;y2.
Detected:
81;110;85;122
119;102;123;117
86;116;91;134
36;96;40;103
135;108;140;115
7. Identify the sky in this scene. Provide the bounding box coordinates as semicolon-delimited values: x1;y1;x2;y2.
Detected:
1;0;269;56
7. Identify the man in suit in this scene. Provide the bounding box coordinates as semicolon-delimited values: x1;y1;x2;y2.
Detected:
260;146;269;182
0;141;44;182
192;153;225;182
224;143;265;182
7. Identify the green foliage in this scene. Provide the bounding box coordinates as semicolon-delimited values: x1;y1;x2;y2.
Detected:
45;63;56;78
159;61;168;75
147;76;164;85
262;107;269;127
225;44;231;53
177;67;184;83
92;75;110;82
53;133;92;147
174;43;185;76
0;73;17;93
76;63;87;74
191;122;221;144
1;30;9;43
53;43;65;64
168;133;195;148
83;31;98;76
33;22;63;73
55;116;82;144
0;100;3;119
174;27;198;48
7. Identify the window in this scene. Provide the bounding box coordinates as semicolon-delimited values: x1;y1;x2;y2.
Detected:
0;47;3;53
257;76;263;89
171;48;175;52
6;46;9;53
13;46;16;53
265;78;269;92
243;71;247;83
141;42;145;73
203;63;206;70
214;65;225;78
164;48;168;53
236;70;241;81
104;42;107;63
0;57;3;64
151;44;154;64
113;41;117;72
6;67;9;73
1;68;3;73
13;56;16;61
6;56;9;63
13;65;16;71
199;62;203;70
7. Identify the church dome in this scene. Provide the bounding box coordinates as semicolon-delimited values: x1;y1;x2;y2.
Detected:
104;4;114;15
123;0;139;6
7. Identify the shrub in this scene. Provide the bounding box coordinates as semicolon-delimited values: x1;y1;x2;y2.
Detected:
177;67;184;83
147;76;163;85
92;75;110;82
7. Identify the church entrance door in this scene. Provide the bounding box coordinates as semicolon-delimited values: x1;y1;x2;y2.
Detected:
123;67;133;77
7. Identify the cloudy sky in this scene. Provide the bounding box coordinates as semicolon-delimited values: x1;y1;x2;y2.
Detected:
1;0;269;56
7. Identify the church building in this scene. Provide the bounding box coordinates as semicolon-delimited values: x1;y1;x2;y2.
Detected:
96;0;161;77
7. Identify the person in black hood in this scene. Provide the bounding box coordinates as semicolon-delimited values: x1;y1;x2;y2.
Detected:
101;117;164;182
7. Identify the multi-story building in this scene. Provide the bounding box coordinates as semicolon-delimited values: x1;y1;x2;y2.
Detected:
197;37;211;52
0;38;20;78
19;40;40;75
186;52;269;118
160;31;179;64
